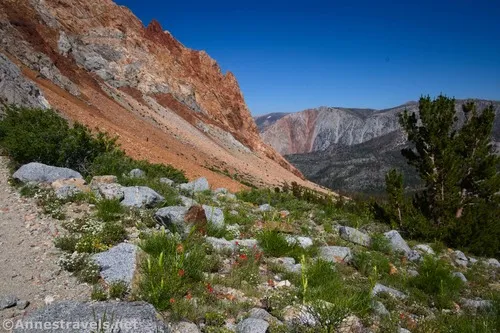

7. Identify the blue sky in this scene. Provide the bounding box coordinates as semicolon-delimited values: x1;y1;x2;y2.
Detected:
116;0;500;115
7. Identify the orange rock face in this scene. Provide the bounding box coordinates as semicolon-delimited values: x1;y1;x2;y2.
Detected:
0;0;327;192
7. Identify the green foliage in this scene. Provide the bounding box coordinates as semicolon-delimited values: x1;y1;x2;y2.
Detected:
353;251;391;278
204;312;226;327
398;96;500;256
0;105;117;174
91;285;108;301
410;256;463;308
95;199;125;222
384;169;405;228
138;231;207;310
415;307;500;333
109;281;129;299
257;230;314;261
370;233;392;254
54;235;79;252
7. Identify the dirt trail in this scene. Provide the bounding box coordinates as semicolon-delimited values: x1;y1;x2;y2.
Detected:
0;156;90;325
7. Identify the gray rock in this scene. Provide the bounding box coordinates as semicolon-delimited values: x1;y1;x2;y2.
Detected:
171;322;200;333
269;257;302;273
214;188;228;194
179;196;198;208
121;186;164;208
282;305;318;327
55;185;82;199
202;205;225;229
258;204;272;212
414;244;435;255
407;250;422;262
58;31;72;56
159;178;175;186
155;206;189;232
97;183;124;201
372;283;407;299
372;301;389;317
319;246;353;263
452;250;469;267
384;230;411;255
399;329;412;333
452;272;467;283
235;239;259;249
16;300;29;310
0;295;18;310
469;257;478;265
285;236;313;249
12;301;169;332
13;163;82;184
92;243;137;286
339;226;371;247
206;237;235;251
0;53;50;109
178;177;209;193
460;298;493;311
407;269;419;277
236;318;269;333
129;168;145;178
486;258;500;268
248;308;281;325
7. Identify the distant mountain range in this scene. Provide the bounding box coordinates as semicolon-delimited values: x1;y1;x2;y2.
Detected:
256;99;500;194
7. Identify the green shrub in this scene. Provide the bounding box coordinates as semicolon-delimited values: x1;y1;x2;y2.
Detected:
0;105;117;174
410;256;463;308
99;223;127;245
54;235;79;252
370;234;392;254
95;199;125;222
91;285;108;301
109;281;129;299
353;251;391;278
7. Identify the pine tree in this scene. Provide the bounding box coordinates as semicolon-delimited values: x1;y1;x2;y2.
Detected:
385;169;404;228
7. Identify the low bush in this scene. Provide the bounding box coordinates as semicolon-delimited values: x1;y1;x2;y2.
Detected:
95;199;125;222
257;230;314;261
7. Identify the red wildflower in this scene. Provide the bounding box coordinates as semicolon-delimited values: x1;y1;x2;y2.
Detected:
169;298;175;304
186;292;192;300
178;269;185;277
239;253;248;260
206;283;214;293
176;244;184;253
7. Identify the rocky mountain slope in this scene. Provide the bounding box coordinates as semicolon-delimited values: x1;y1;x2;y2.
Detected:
259;100;500;193
0;0;322;192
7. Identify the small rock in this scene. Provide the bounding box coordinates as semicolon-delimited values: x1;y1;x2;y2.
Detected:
399;329;412;333
338;315;364;333
276;280;292;288
452;272;467;283
339;226;371;247
468;257;478;265
202;205;225;229
384;230;411;255
461;298;493;311
92;243;137;286
180;196;198;208
129;168;145;178
282;305;318;327
285;235;313;248
0;295;18;310
269;257;301;273
90;175;118;185
214;188;228;194
236;318;269;333
372;283;407;299
407;269;419;277
16;300;29;310
372;301;389;317
414;244;435;255
121;186;164;208
155;206;189;233
486;258;500;268
13;162;82;184
258;204;272;212
171;321;201;333
159;178;175;186
407;250;422;262
452;250;469;267
319;246;353;263
96;183;124;201
179;177;209;193
279;210;290;218
248;308;281;325
206;237;235;251
55;184;83;199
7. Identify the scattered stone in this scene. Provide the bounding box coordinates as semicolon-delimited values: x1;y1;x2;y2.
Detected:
248;308;281;325
236;318;269;333
338;315;364;333
90;175;118;185
452;250;469;267
285;235;313;248
258;204;272;212
206;237;235;251
276;280;292;288
372;301;389;317
407;250;422;262
384;230;411;255
12;301;169;333
55;184;83;199
172;321;201;333
179;177;209;193
129;168;145;178
319;246;353;263
339;226;371;247
96;183;124;200
92;243;137;286
280;210;290;218
282;305;318;327
235;239;259;249
13;163;82;184
16;300;29;310
159;177;175;186
214;188;228;194
51;178;88;192
121;186;164;208
407;269;419;277
0;295;18;310
202;205;225;229
399;329;412;333
460;298;493;311
468;257;478;265
486;258;500;268
269;257;301;273
372;283;407;299
453;272;467;283
180;195;198;208
414;244;435;255
155;206;189;232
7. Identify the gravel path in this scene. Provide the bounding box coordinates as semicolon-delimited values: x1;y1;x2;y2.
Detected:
0;156;90;324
